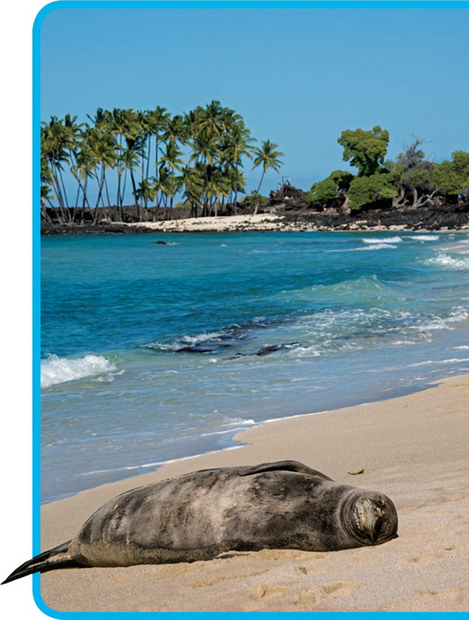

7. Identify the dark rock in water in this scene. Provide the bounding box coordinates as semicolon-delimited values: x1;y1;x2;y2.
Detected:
154;241;167;245
254;342;300;356
175;343;232;354
255;344;286;356
149;319;298;357
229;342;300;359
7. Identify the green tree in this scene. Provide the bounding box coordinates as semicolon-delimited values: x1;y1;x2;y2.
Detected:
105;108;141;219
222;122;254;214
135;178;157;213
308;170;354;206
180;164;204;218
386;138;437;208
309;178;337;203
338;126;389;177
251;140;284;193
84;127;120;224
70;144;96;223
433;151;469;197
41;116;76;221
347;172;397;210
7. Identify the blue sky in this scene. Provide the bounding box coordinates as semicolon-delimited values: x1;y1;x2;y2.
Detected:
38;2;469;199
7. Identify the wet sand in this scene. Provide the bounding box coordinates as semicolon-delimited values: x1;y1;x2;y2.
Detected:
34;374;469;612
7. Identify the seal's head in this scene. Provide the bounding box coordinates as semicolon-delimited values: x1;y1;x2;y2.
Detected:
342;491;398;546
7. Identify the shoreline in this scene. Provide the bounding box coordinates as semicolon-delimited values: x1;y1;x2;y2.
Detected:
128;213;469;234
41;207;469;235
38;374;469;612
41;374;444;506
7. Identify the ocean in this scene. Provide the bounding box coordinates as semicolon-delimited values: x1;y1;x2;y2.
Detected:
41;230;469;503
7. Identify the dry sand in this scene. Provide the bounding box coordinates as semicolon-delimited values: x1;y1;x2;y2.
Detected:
129;213;285;232
37;374;468;612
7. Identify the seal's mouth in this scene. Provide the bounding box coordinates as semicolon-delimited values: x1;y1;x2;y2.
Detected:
349;494;398;545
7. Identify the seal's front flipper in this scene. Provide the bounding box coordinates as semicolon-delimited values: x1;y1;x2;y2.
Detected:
240;460;333;481
2;540;79;584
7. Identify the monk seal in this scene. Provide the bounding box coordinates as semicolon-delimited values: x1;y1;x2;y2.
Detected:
3;460;398;583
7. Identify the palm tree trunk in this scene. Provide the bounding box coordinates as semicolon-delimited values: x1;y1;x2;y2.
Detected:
93;167;106;225
51;164;69;222
130;169;141;221
116;166;123;221
104;174;112;221
257;168;266;193
57;166;72;221
146;136;152;179
234;164;239;215
80;177;88;224
41;201;54;224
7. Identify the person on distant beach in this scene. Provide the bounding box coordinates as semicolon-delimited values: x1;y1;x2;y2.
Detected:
323;204;327;212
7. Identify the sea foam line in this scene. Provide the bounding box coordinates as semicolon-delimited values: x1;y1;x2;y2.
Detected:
76;445;245;477
362;236;403;244
426;253;469;270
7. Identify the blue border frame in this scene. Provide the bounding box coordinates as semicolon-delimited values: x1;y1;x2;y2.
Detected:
32;1;469;618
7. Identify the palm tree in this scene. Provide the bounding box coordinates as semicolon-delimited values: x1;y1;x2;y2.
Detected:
85;127;119;224
40;156;55;223
222;123;255;214
252;140;284;193
136;178;157;214
207;169;230;216
120;148;140;220
123;128;146;221
105;108;141;218
70;144;96;223
191;129;219;216
159;140;185;211
195;100;228;138
41;116;75;221
180;164;204;218
148;106;171;187
166;114;188;147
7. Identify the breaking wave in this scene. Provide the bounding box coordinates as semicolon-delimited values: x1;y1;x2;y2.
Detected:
426;253;469;270
362;236;403;244
41;354;117;389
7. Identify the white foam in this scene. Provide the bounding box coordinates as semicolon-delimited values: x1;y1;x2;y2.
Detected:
407;358;469;368
76;445;244;477
362;236;403;244
327;244;397;253
426;253;469;270
409;235;439;241
41;354;117;389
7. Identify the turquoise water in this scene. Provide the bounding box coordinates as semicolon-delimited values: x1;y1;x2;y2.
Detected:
41;230;469;502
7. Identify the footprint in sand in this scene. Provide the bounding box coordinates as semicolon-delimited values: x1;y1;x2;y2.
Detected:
322;581;365;598
398;550;445;569
417;588;464;604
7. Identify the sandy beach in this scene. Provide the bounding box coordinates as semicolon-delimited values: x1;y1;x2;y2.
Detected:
129;213;288;233
36;374;468;613
123;211;469;234
127;213;411;233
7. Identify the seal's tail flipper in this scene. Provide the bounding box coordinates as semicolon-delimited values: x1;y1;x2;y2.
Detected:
240;460;334;481
2;540;79;584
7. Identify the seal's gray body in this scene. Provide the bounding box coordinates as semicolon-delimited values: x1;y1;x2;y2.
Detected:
3;461;398;582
